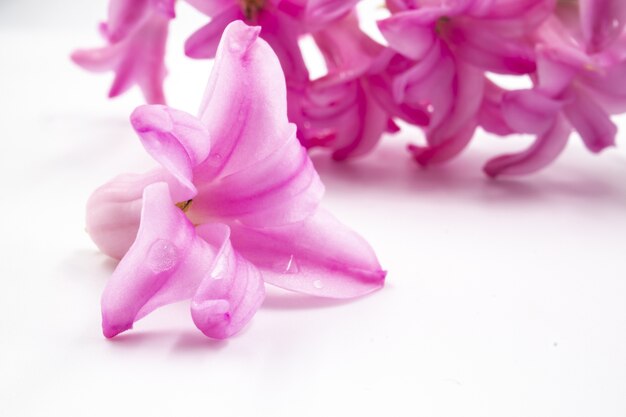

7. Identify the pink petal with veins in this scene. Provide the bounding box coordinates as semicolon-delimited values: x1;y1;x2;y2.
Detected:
191;224;265;339
86;169;194;260
101;182;215;338
228;209;386;299
484;116;572;177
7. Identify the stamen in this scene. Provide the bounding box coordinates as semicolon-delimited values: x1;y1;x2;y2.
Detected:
240;0;265;20
176;199;193;213
435;16;451;37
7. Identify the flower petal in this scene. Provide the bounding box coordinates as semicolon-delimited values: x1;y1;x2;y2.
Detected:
563;87;617;153
190;125;324;227
185;6;243;59
190;21;324;226
72;8;170;104
101;182;215;338
378;12;437;61
196;21;292;178
86;169;194;260
130;104;211;195
191;224;265;339
483;116;572;177
501;89;562;135
580;0;626;52
227;209;386;299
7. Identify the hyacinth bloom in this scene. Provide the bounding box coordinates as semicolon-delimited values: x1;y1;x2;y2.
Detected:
71;0;175;104
293;12;392;159
484;1;626;176
377;0;553;166
87;21;385;339
184;0;367;156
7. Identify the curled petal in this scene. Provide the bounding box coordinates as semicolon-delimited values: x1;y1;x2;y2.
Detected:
101;182;215;338
86;169;194;260
409;120;476;165
130;104;211;195
228;209;386;299
484;116;572;177
410;61;483;165
191;224;265;339
502;89;562;135
563;88;617;153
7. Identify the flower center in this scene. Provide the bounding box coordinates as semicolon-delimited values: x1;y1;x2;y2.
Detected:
176;199;193;213
240;0;265;20
435;16;451;38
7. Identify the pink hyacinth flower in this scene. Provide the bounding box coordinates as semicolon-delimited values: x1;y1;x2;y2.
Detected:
377;0;552;165
71;0;175;104
87;21;385;339
484;6;625;177
183;0;361;155
293;12;392;159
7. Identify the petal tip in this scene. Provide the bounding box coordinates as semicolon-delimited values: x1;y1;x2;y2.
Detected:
224;21;261;55
130;104;172;133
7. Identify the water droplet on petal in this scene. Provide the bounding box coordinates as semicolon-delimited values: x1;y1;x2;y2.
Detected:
313;280;323;289
146;239;179;273
206;153;223;167
284;255;300;274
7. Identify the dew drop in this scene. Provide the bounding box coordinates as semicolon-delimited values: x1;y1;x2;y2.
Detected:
284;255;300;274
206;153;223;167
146;239;179;273
313;280;323;289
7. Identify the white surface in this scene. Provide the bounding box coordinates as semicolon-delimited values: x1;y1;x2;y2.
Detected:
1;2;625;416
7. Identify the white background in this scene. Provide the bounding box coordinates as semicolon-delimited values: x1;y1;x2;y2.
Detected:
1;1;625;416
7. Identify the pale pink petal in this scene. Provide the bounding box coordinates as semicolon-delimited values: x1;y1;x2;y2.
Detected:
483;116;572;177
184;6;243;59
563;88;617;153
190;21;324;226
130;104;211;195
101;182;215;338
191;224;265;339
227;209;386;299
196;21;292;179
86;169;193;260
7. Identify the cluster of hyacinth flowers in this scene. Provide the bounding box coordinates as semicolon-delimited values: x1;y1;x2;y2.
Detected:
74;0;624;339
